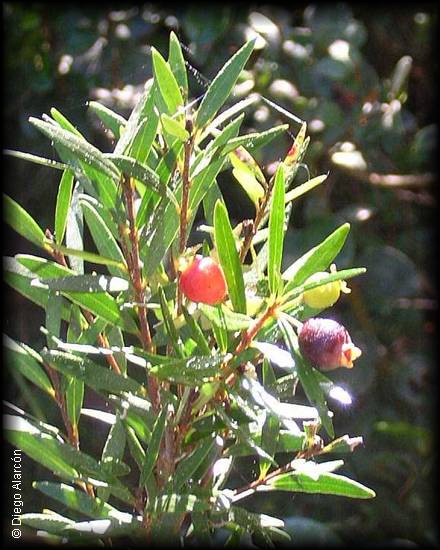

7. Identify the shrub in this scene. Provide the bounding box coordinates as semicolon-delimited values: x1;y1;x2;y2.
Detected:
4;32;374;546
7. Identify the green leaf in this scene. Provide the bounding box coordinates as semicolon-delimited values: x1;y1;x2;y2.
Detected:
63;515;142;538
37;274;129;293
55;170;75;245
158;286;184;358
4;415;79;479
65;376;84;430
268;165;285;295
181;306;211;356
19;256;135;334
151;47;184;114
16;254;74;277
45;240;127;271
215;405;277;467
148;494;209;514
199;303;252;331
99;412;127;502
20;512;74;535
88;101;127;140
150;354;227;385
42;349;143;395
231;166;265;205
214;201;246;314
3;149;67;171
278;317;334;438
285;174;328;205
80;199;126;277
227;430;305;457
114;81;154;155
29;117;120;182
168;31;188;99
173;436;217;491
3;335;54;396
283;223;350;293
267;470;375;498
160;113;189;141
4;257;71;320
46;290;63;348
66;182;84;274
106;154;173;201
195;39;255;129
33;481;123;518
50;108;85;138
4;194;46;248
127;107;159;164
221;124;289;156
140;405;168;486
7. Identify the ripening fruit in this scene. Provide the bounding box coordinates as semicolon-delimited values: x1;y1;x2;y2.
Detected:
298;317;362;371
179;255;227;305
302;265;350;309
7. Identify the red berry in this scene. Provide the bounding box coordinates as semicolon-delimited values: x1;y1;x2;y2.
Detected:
179;255;227;305
298;318;361;371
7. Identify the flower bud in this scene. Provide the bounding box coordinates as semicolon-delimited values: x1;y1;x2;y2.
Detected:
298;317;361;371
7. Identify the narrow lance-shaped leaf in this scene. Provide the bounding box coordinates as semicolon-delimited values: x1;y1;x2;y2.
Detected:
267;470;376;499
284;174;328;205
29;117;120;182
46;291;63;348
160;113;189;141
214;200;246;314
150;354;228;385
80;199;127;278
259;361;280;479
114;81;154;155
33;481;123;518
65;376;84;434
88;101;127;140
128;106;159;164
50;107;85;139
182;306;211;356
42;348;143;395
151;47;184;114
158;286;184;358
283;223;351;292
173;436;217;492
195;39;255;129
4;194;46;248
98;412;127;502
55;170;74;245
168;31;188;100
45;240;127;272
4;257;71;322
4;149;67;171
66;181;84;274
268;165;285;296
140;405;168;486
3;335;54;397
4;415;79;479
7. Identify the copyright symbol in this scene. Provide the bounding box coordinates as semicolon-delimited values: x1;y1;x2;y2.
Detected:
11;528;21;538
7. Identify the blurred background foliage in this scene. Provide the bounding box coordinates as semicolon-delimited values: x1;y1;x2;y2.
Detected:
3;2;438;546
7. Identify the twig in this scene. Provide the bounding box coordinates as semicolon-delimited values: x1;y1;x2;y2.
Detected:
120;175;160;412
239;176;275;263
177;119;195;314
